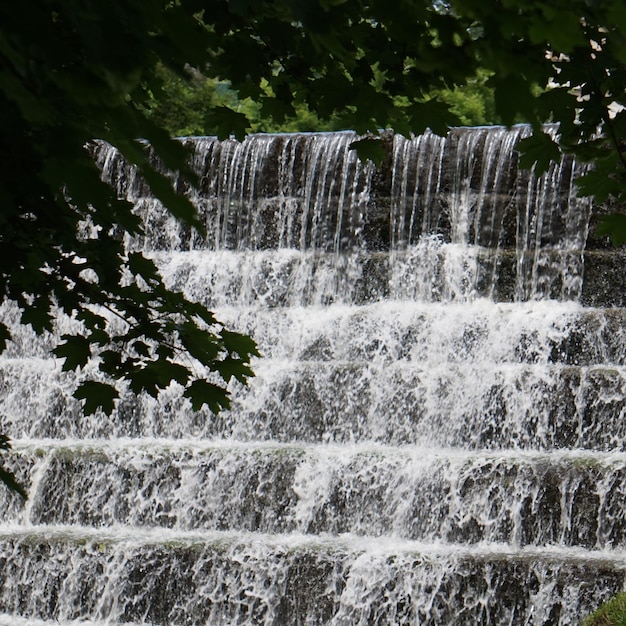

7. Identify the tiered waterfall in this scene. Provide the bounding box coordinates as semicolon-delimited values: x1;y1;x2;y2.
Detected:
1;127;626;624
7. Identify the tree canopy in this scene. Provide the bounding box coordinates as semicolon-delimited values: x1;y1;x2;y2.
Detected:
2;0;626;495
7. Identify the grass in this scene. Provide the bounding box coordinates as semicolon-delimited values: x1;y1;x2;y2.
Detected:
582;593;626;626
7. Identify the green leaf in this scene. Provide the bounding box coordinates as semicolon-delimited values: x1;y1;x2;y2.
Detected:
220;329;261;359
183;379;231;413
349;138;386;167
0;464;27;499
73;381;119;415
407;99;459;136
20;295;54;334
154;360;191;387
52;335;92;371
491;74;537;127
126;359;190;396
597;214;626;246
98;350;125;376
180;323;222;363
576;168;623;203
132;341;151;357
127;365;161;397
77;309;107;330
260;96;296;124
204;106;250;141
127;252;160;284
186;301;217;326
517;132;562;175
215;356;255;384
88;328;112;347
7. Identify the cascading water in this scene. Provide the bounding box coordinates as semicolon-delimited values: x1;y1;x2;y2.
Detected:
0;127;625;625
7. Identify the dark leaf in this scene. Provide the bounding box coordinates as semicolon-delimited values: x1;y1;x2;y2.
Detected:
132;341;151;357
220;329;261;359
127;365;161;397
186;301;217;326
88;328;112;347
349;138;386;167
154;360;191;387
98;350;125;376
597;214;626;246
204;106;250;141
20;295;54;334
576;168;623;203
517;132;562;175
77;309;107;330
0;464;27;499
407;99;459;136
183;379;231;413
73;381;119;415
260;96;296;124
216;356;255;384
180;324;222;363
491;74;537;127
52;335;92;371
127;252;160;284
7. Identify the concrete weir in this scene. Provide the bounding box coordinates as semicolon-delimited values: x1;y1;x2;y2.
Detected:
1;127;625;624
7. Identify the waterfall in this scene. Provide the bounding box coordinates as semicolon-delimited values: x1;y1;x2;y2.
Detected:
1;127;625;625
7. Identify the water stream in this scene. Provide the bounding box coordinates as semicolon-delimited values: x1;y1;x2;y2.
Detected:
0;128;624;624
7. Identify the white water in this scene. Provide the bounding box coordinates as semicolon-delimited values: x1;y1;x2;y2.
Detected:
0;128;621;624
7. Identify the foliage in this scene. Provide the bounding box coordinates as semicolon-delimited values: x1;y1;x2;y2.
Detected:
0;0;260;497
148;65;496;136
148;1;626;221
146;64;344;136
433;69;500;127
0;435;26;499
2;0;626;496
145;64;242;137
581;592;626;625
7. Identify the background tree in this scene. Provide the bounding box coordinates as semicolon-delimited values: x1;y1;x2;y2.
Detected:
147;63;498;135
143;0;626;195
2;0;626;494
191;1;626;173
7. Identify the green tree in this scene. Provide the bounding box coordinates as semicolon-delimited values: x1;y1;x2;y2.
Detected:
2;0;626;495
0;0;261;496
434;69;500;127
144;0;626;195
144;64;242;137
148;64;495;134
144;64;344;136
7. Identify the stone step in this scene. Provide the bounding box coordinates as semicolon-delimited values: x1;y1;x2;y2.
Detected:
154;247;626;307
0;618;142;626
4;443;626;551
1;359;625;450
217;302;626;367
0;526;622;625
6;297;626;367
96;128;594;258
125;189;591;255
